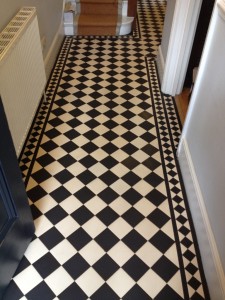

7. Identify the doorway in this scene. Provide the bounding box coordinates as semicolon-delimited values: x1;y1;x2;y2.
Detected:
175;0;215;124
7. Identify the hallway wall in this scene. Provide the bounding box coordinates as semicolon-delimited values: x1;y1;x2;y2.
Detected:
0;0;64;77
178;2;225;298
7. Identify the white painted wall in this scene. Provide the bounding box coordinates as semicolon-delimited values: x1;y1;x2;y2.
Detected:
178;1;225;298
0;0;65;77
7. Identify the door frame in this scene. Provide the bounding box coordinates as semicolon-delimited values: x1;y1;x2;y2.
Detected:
160;0;203;96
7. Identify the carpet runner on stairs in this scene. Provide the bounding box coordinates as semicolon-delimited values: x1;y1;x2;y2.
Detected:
74;0;122;35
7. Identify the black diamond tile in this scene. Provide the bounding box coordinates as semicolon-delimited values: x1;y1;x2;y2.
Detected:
150;231;174;254
103;120;118;129
177;215;188;225
122;157;139;170
121;120;136;130
3;281;24;300
32;168;52;184
147;208;170;228
140;132;156;143
52;107;65;117
95;229;119;251
67;228;92;251
84;130;99;141
48;206;69;226
27;185;47;202
64;129;80;140
175;204;185;214
101;156;118;168
99;171;118;186
122;207;144;227
50;186;71;202
139;111;153;120
144;172;164;187
39;227;64;249
123;255;149;281
67;118;82;128
61;141;78;153
122;188;142;205
97;207;119;226
188;277;201;290
186;263;198;276
179;225;190;236
64;253;90;279
121;144;138;155
91;283;119;300
123;284;152;300
77;170;96;185
14;257;31;276
45;128;61;139
93;254;120;280
37;154;55;167
183;249;196;261
82;142;98;154
143;157;161;171
49;117;64;127
103;131;118;141
30;204;42;219
122;172;140;186
98;187;119;204
54;169;74;184
71;206;93;225
155;285;183;300
145;189;167;206
121;131;137;142
85;119;100;129
102;142;119;154
26;281;55;300
74;187;95;204
152;256;179;282
58;282;87;300
33;252;60;278
181;237;192;248
41;140;58;152
80;155;98;168
58;154;76;167
122;230;146;252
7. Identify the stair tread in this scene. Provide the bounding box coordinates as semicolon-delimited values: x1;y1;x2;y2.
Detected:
77;0;120;3
77;14;118;26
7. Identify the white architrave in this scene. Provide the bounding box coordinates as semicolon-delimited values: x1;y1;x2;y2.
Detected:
161;0;203;96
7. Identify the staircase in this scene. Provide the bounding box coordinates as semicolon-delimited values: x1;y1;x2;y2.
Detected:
64;0;134;36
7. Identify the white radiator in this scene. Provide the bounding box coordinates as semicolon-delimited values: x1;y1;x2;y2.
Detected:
0;7;46;156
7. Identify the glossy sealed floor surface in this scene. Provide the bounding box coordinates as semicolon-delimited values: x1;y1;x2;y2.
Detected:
4;1;209;299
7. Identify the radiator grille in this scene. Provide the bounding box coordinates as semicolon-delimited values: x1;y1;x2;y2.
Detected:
0;7;36;59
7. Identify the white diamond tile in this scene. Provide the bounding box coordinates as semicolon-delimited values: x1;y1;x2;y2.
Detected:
45;266;73;296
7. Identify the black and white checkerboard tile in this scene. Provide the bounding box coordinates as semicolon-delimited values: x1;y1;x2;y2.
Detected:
5;1;210;299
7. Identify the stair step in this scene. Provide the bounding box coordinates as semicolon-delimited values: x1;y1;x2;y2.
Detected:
76;14;119;27
76;25;117;35
76;0;120;4
79;3;119;15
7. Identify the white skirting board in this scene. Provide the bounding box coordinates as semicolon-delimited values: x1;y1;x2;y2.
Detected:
177;138;225;300
44;20;65;79
156;45;165;85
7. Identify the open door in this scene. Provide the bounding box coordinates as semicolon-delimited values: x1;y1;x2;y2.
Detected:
0;96;34;298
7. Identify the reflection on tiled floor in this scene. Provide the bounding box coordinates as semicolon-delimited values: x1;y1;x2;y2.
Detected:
4;1;209;299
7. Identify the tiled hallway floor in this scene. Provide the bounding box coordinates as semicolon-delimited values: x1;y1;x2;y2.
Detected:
4;1;209;299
